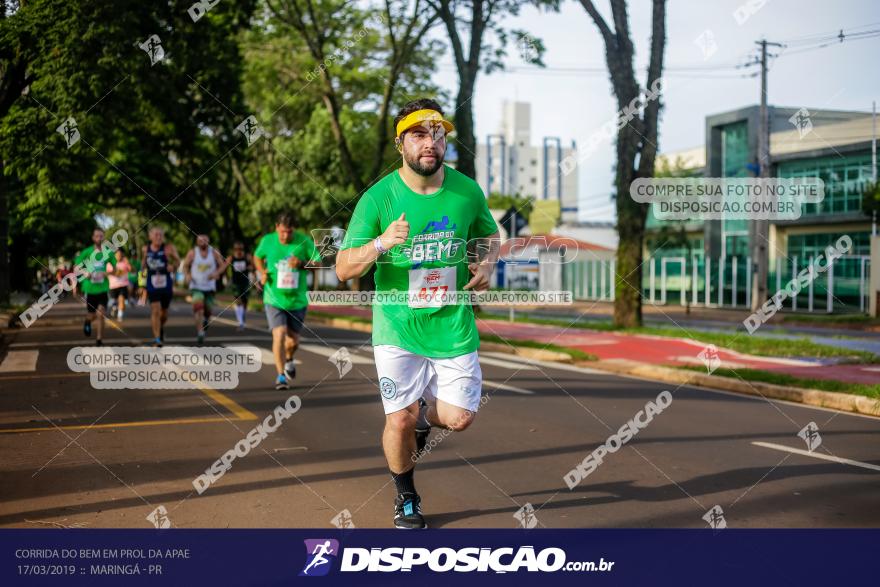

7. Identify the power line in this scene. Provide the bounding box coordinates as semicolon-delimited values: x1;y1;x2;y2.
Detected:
774;31;880;58
775;21;880;45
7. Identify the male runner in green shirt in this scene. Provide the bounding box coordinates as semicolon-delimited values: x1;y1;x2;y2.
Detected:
254;211;322;390
337;98;499;529
74;228;119;346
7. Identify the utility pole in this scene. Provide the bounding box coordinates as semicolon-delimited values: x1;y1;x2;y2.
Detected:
750;39;783;312
872;100;877;236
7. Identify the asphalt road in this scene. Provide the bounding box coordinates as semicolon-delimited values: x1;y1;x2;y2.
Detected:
1;297;878;530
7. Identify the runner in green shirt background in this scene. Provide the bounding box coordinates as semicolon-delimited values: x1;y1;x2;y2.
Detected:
73;228;120;346
253;211;322;390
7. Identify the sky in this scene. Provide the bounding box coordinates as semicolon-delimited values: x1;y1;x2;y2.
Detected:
429;0;880;222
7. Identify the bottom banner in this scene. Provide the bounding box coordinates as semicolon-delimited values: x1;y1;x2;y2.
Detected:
2;529;876;585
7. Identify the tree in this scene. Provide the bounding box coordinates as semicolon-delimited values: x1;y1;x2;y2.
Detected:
428;0;557;179
486;191;533;220
259;0;441;195
0;1;255;297
578;0;666;328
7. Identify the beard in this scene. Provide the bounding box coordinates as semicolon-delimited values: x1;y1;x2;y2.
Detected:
403;148;444;177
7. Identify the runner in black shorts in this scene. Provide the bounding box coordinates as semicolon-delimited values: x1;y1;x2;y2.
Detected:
142;227;180;346
74;228;119;346
228;241;254;331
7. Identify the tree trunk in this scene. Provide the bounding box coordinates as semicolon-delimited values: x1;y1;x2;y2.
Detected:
0;160;8;305
580;0;666;329
613;129;644;328
453;74;477;179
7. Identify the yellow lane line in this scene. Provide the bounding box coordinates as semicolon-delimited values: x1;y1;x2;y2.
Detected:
0;416;235;435
0;373;89;381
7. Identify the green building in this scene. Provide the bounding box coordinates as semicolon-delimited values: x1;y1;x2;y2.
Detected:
646;105;876;312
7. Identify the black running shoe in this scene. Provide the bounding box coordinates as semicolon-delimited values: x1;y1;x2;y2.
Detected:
95;339;103;347
415;398;431;456
393;493;426;529
83;320;92;337
159;326;164;343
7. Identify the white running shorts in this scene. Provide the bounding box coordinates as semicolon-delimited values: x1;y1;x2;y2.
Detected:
373;345;483;415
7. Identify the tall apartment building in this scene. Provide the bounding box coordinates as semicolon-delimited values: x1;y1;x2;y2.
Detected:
475;101;580;223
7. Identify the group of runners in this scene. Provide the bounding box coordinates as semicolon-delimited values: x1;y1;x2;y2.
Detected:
69;229;260;345
61;98;498;529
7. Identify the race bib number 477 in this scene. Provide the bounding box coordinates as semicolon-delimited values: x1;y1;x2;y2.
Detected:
408;267;455;308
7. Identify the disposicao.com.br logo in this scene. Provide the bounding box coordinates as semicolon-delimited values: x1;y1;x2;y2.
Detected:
299;541;613;575
300;539;340;577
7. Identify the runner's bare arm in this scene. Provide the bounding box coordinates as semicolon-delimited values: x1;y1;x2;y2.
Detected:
211;248;230;279
181;249;194;282
253;255;268;286
166;245;182;273
336;213;409;281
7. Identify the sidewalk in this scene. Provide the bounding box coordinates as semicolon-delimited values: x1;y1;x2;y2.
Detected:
476;318;880;386
313;305;879;386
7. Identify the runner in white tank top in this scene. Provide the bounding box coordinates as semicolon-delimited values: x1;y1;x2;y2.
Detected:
183;234;229;344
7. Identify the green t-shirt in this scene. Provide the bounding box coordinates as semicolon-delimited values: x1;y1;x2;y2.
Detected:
74;244;119;294
341;165;498;358
255;231;320;311
129;258;141;282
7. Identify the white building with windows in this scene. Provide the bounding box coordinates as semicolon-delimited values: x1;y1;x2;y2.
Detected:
475;101;580;223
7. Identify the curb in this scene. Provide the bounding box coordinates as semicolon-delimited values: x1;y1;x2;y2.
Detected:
308;315;573;362
311;314;880;418
582;359;880;418
478;341;573;363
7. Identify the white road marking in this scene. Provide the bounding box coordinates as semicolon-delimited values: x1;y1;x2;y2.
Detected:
483;379;534;395
211;317;368;345
482;352;609;375
0;351;39;373
298;343;374;364
221;344;300;369
10;336;269;348
479;355;538;371
752;441;880;472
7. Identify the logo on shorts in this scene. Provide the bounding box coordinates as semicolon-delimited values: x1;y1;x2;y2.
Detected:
379;377;397;399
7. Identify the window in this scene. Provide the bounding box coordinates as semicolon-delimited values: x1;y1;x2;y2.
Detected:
787;231;869;291
777;153;872;216
720;121;750;255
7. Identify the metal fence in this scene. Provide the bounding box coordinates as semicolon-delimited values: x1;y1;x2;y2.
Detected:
562;255;872;313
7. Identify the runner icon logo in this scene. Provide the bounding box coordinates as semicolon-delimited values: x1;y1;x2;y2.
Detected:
697;344;721;374
146;505;171;529
420;216;457;234
798;422;822;452
300;539;339;577
702;505;727;530
379;377;397;399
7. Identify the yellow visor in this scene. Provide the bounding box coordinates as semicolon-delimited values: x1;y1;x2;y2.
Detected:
395;109;455;138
